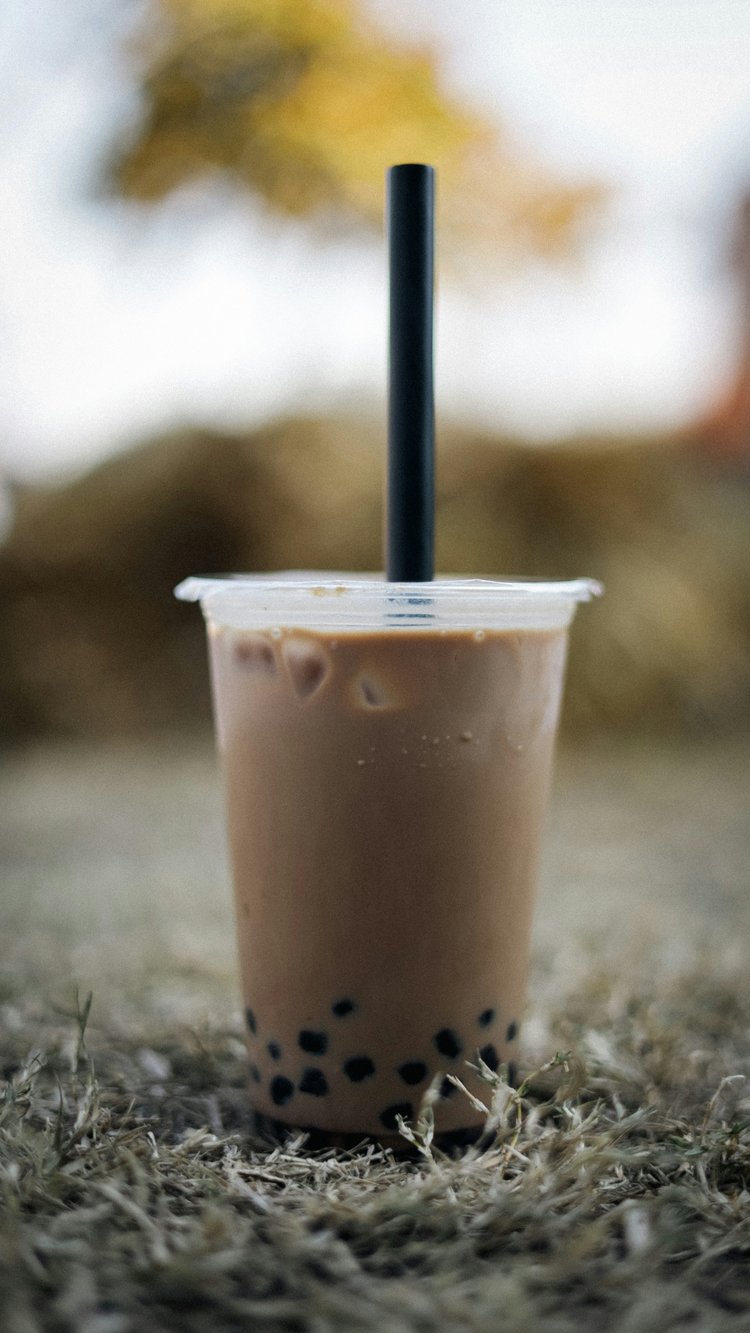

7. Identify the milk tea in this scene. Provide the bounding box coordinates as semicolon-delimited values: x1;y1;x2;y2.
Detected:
207;621;567;1145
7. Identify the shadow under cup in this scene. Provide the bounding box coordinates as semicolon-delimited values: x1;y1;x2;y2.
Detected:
175;574;600;1150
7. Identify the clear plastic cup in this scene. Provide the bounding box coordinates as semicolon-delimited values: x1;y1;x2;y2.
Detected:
176;573;601;1149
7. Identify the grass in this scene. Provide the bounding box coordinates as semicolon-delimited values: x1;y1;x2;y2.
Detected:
2;962;750;1332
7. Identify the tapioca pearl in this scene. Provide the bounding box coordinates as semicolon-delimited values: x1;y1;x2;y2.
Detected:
479;1043;499;1072
331;998;356;1018
343;1056;376;1082
249;1063;262;1084
270;1075;294;1107
478;1008;495;1028
283;638;330;700
506;1020;518;1042
234;635;276;673
267;1040;282;1061
245;1007;257;1034
397;1061;428;1086
438;1076;457;1100
299;1068;329;1097
298;1029;328;1055
434;1028;462;1059
379;1102;413;1131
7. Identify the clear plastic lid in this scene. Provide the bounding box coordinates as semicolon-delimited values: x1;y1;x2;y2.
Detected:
175;573;602;631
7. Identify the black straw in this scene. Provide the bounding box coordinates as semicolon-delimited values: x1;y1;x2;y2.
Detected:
386;163;435;582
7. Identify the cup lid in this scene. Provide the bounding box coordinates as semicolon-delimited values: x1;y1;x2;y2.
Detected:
175;572;602;631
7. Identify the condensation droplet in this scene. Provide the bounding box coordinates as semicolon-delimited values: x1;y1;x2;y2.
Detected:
460;731;473;742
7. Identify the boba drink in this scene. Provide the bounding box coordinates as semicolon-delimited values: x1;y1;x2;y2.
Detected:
176;574;599;1147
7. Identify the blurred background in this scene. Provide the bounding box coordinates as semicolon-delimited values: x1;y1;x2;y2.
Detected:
1;0;748;1008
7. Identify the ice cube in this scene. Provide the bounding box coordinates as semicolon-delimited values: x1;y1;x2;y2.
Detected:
356;672;401;709
283;637;330;700
233;634;276;673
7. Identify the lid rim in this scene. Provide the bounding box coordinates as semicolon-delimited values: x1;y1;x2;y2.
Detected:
175;573;603;604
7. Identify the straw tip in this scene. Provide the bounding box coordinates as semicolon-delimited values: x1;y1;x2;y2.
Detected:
387;163;435;177
386;165;436;216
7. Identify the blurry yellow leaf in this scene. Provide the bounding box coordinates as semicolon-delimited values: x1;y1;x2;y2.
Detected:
112;0;606;260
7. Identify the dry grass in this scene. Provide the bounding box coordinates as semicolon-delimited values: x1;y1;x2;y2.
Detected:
2;962;750;1332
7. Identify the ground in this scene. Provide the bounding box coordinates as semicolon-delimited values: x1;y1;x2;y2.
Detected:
1;736;749;1330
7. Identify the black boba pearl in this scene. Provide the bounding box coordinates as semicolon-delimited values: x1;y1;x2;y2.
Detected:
434;1028;462;1059
478;1008;495;1028
299;1068;329;1097
332;998;356;1017
380;1102;413;1131
249;1063;261;1084
245;1007;257;1034
439;1076;457;1099
479;1043;499;1072
506;1020;518;1042
343;1056;376;1082
270;1075;294;1107
299;1029;328;1055
398;1060;428;1086
267;1040;282;1061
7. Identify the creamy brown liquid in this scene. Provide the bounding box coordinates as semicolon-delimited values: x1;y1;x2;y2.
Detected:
208;624;567;1142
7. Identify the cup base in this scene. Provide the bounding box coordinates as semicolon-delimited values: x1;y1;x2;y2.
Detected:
247;1101;513;1157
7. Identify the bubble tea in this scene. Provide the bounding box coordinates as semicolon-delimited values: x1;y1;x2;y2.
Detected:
176;574;599;1148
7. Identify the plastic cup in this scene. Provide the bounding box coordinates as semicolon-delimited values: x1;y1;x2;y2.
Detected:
175;573;600;1148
